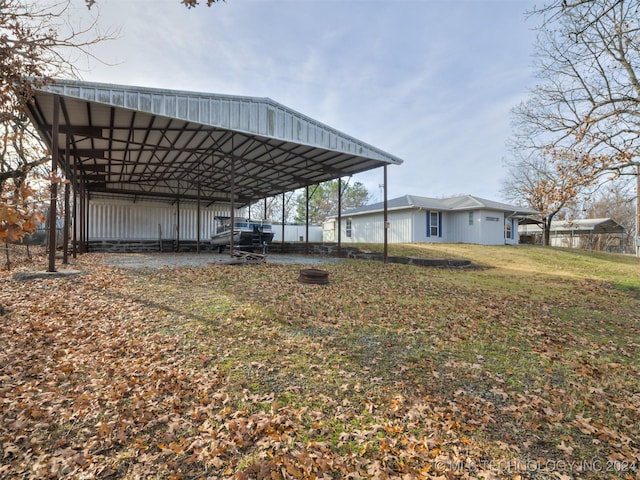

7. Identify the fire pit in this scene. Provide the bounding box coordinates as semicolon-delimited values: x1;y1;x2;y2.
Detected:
298;268;330;285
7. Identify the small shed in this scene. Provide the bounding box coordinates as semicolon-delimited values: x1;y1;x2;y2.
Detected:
271;223;323;242
519;218;626;251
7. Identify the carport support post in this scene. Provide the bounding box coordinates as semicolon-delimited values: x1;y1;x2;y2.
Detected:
175;195;181;252
84;187;90;252
72;162;77;259
62;136;70;265
230;158;235;254
305;185;310;254
47;95;60;273
196;180;201;254
383;165;388;264
337;178;342;256
79;182;86;253
281;193;285;244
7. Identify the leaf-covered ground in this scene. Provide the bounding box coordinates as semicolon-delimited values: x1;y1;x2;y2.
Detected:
1;245;639;479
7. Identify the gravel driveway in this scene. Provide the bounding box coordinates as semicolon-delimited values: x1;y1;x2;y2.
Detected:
100;252;345;269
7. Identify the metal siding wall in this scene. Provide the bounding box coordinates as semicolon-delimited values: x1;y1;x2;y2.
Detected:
341;214;379;243
272;225;323;242
341;211;412;243
88;199;236;241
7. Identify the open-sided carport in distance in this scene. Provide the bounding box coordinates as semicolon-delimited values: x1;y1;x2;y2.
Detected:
26;79;404;270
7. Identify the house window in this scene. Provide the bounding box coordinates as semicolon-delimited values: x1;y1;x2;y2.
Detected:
427;211;441;237
505;219;512;239
346;219;352;238
468;212;474;226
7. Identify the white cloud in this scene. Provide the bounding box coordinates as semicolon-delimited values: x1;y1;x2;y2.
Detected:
76;0;538;203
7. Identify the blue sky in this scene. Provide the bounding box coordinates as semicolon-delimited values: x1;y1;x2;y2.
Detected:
80;0;539;203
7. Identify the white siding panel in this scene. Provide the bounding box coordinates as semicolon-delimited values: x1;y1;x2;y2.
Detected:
88;199;233;241
413;210;428;242
478;210;506;245
389;211;413;243
447;211;481;244
341;214;379;243
339;210;412;244
272;224;323;242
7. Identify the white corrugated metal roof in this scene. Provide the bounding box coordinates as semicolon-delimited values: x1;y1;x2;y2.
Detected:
28;79;403;205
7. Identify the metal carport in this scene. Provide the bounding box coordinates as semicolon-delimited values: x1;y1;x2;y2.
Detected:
26;79;404;270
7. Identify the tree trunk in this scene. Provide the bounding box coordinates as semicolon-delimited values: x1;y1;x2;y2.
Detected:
543;217;552;246
4;243;10;271
636;166;639;257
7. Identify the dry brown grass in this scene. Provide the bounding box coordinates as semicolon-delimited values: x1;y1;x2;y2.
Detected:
1;245;638;479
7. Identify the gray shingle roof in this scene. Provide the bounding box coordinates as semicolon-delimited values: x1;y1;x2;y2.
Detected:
343;194;537;216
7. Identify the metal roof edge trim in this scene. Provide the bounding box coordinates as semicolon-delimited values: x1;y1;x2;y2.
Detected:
36;78;404;166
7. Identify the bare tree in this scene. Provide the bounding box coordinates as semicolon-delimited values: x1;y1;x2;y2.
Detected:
1;0;114;268
2;0;114;182
516;1;640;180
247;192;297;224
512;0;640;252
502;150;586;245
2;1;112;118
85;0;225;9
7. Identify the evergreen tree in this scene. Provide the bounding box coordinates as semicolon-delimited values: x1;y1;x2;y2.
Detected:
293;180;369;224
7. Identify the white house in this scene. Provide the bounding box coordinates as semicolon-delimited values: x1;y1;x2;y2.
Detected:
325;194;537;245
